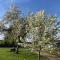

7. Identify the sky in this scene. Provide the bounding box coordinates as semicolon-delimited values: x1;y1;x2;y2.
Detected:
0;33;4;40
0;0;60;19
0;0;60;39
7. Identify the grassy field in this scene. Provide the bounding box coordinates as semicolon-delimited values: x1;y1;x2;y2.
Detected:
0;48;48;60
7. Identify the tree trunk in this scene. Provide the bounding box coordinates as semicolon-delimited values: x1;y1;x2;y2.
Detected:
38;50;40;60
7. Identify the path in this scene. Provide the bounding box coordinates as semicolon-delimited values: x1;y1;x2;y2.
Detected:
48;57;60;60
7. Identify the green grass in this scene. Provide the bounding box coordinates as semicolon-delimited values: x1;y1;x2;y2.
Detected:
0;48;48;60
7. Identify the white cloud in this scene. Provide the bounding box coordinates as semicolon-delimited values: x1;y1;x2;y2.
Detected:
0;34;5;40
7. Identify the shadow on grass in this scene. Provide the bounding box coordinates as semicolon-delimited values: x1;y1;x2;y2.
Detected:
40;55;49;60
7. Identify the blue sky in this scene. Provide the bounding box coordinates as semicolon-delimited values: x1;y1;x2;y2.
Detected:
0;0;60;20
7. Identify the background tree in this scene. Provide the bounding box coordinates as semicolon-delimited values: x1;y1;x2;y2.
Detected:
3;5;22;44
3;4;28;53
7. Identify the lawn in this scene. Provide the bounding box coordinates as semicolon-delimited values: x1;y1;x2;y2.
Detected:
0;48;48;60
